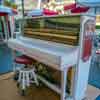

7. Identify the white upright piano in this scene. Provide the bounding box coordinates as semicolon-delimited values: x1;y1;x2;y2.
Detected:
8;15;96;100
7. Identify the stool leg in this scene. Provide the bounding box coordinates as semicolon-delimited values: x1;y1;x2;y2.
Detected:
30;71;33;79
32;70;39;86
26;72;30;87
22;72;26;90
18;71;22;83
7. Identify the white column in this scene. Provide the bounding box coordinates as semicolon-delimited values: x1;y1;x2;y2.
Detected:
37;0;42;9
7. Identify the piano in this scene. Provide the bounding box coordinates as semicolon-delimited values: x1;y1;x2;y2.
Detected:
8;15;95;100
8;15;80;70
8;15;80;69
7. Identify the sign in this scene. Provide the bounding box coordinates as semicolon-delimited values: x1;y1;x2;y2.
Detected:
82;19;95;62
77;0;100;7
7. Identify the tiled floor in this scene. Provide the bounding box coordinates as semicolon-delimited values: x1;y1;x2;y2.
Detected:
0;73;100;100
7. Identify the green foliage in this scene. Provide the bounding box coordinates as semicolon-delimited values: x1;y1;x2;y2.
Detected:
4;0;17;9
4;0;11;7
96;25;100;29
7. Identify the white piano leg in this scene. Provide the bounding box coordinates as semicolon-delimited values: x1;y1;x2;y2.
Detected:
61;68;68;100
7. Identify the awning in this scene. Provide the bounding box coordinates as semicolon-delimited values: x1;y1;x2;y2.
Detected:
43;9;58;15
64;3;89;13
64;3;76;10
27;9;43;16
0;5;17;16
71;6;89;13
28;8;59;16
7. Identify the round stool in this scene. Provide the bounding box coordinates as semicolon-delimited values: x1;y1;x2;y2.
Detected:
18;68;39;95
13;55;38;95
13;55;33;80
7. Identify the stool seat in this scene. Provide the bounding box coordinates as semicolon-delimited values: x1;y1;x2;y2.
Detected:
15;55;33;65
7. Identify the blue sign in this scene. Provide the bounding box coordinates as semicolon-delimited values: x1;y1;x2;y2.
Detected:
95;95;100;100
77;0;100;7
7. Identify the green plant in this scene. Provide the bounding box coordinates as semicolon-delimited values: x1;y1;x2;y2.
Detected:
4;0;11;7
4;0;17;9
